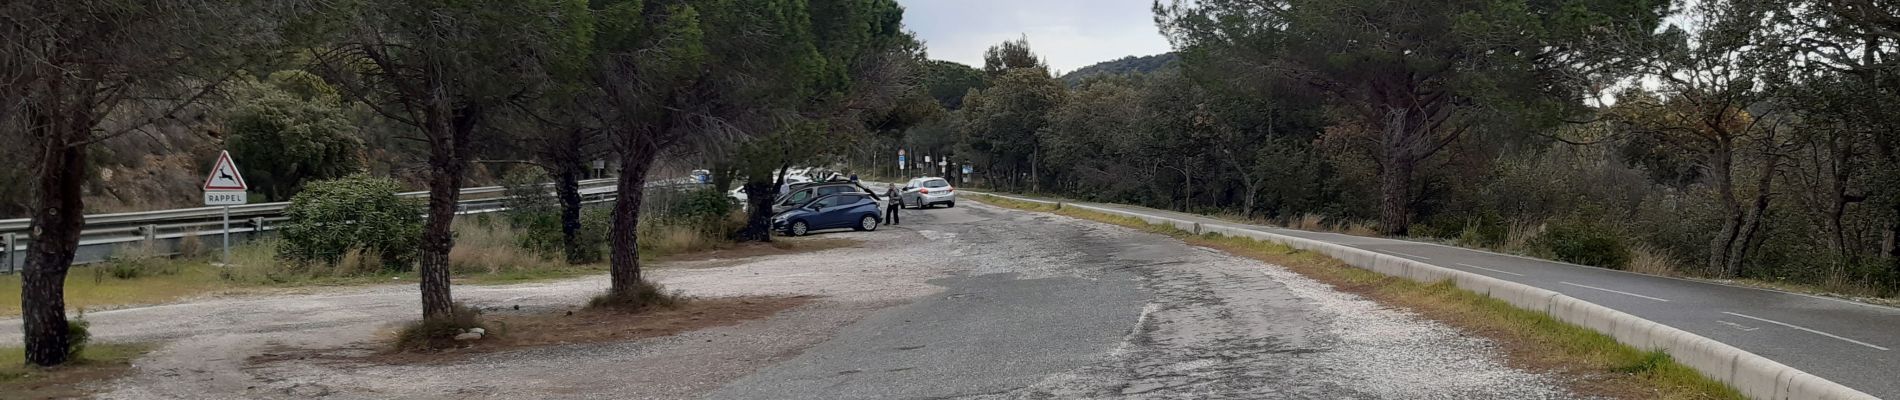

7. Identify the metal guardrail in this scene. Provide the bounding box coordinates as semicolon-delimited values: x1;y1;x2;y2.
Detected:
0;178;646;273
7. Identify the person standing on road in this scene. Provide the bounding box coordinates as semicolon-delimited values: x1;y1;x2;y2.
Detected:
884;184;902;225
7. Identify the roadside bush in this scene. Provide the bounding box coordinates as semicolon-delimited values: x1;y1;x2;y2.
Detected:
93;244;182;282
501;170;611;263
277;174;422;271
1534;220;1631;269
673;188;735;226
66;312;91;359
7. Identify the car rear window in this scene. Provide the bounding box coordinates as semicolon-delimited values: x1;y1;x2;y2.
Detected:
923;179;949;188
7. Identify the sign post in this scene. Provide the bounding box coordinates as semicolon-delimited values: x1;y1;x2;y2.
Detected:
203;150;249;266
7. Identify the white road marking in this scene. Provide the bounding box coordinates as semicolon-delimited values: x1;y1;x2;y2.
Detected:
1377;250;1431;260
1721;312;1891;351
1455;263;1525;277
1559;281;1672;302
1716;320;1760;332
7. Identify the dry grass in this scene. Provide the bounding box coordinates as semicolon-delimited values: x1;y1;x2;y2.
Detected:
448;219;565;276
0;261;234;317
588;279;686;311
176;232;205;259
1504;220;1544;253
1294;213;1327;231
972;196;1745;400
1626;245;1682;277
1337;221;1380;236
0;343;151;399
0;212;782;318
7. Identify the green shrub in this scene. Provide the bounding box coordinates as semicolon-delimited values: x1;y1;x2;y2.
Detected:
277;174;423;271
501;170;613;263
674;188;735;225
66;312;91;359
1535;220;1631;269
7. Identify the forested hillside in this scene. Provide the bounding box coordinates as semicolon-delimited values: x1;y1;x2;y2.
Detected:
1059;53;1179;85
885;0;1900;299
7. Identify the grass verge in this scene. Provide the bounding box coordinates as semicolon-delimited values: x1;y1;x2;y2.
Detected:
1;343;151;399
970;194;1743;400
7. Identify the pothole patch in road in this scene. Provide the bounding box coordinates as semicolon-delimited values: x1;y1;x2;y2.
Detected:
918;230;958;241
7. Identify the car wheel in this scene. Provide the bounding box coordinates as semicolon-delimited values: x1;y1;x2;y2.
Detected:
790;221;809;236
947;201;956;208
858;215;878;231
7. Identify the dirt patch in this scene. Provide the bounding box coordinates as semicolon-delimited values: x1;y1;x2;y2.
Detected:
250;296;815;367
655;238;861;269
1;344;151;400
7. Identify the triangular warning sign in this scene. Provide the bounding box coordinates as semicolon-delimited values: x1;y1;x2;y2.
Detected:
203;150;248;191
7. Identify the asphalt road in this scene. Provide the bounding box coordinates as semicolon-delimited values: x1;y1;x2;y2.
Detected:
708;192;1571;399
2;191;1573;399
1053;200;1900;398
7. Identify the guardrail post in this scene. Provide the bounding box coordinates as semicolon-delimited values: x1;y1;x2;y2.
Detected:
140;224;158;242
249;217;266;239
2;233;14;274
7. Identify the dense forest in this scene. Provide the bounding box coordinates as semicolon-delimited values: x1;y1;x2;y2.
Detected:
1059;53;1180;86
881;0;1900;298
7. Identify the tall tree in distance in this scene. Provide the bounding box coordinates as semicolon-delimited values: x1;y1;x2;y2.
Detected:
311;0;590;320
982;36;1047;77
1157;0;1667;235
961;39;1063;191
1;0;293;366
590;0;827;301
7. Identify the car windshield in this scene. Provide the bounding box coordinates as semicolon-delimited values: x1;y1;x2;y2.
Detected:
783;190;813;205
923;180;949;188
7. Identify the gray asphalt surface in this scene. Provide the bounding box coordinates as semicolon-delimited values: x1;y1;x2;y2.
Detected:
709;190;1571;399
1;190;1572;399
1058;199;1900;398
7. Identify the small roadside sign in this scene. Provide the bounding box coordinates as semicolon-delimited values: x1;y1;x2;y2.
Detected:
203;151;248;191
204;151;248;206
203;150;248;266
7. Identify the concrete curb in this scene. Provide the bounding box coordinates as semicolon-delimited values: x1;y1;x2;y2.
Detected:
973;193;1878;400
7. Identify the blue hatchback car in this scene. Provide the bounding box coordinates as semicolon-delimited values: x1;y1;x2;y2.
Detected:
773;193;882;236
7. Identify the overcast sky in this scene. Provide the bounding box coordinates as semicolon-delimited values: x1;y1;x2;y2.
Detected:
896;0;1176;73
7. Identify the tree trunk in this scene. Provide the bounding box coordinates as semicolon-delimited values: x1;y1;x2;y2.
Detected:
1031;145;1041;193
608;146;658;295
554;163;586;264
1709;139;1745;277
711;161;736;194
1378;106;1416;236
736;180;778;242
416;122;471;322
21;111;88;367
1726;137;1779;277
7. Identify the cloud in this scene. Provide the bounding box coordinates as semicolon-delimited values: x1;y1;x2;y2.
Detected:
896;0;1175;73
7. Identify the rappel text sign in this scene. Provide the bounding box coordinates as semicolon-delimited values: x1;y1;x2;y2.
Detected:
203;150;248;205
